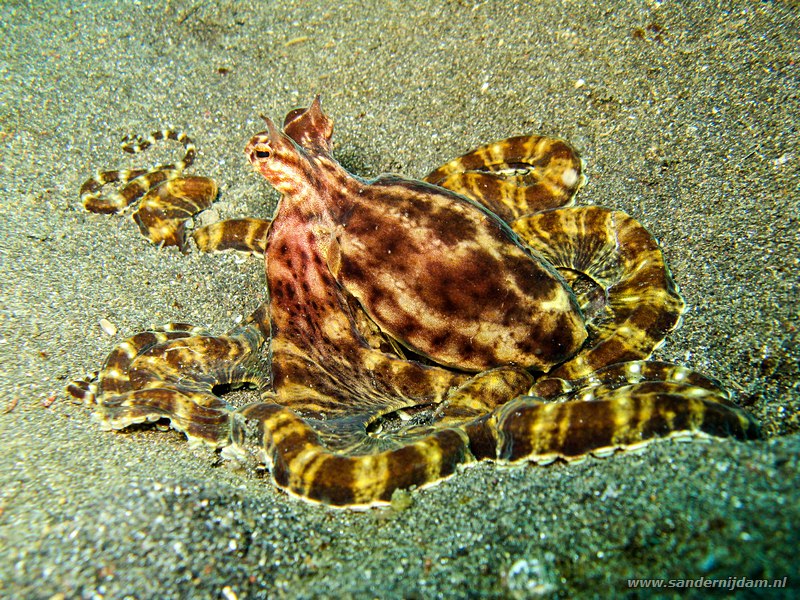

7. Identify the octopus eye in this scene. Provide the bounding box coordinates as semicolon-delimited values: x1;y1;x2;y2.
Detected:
255;149;271;159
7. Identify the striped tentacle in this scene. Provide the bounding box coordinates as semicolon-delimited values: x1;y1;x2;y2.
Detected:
80;130;197;213
512;206;685;380
133;175;217;251
424;135;584;222
67;322;267;448
495;360;760;465
66;323;207;405
193;218;271;255
241;401;473;508
80;130;217;250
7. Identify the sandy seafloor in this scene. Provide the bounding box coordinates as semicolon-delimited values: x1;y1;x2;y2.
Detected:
0;1;798;598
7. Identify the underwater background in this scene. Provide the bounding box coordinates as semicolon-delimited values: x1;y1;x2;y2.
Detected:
0;1;797;597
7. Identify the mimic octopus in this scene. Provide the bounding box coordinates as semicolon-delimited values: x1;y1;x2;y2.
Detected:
68;97;759;508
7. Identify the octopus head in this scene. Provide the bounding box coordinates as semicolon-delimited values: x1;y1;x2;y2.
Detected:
246;117;314;195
